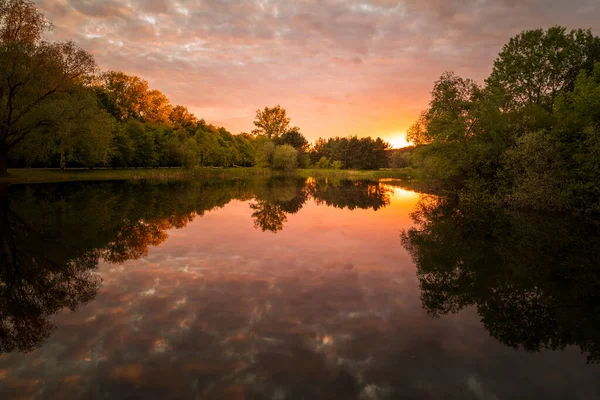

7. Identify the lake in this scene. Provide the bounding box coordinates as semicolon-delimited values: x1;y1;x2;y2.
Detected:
1;177;599;399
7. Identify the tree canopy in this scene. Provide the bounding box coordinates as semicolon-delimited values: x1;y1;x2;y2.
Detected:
0;1;408;174
408;26;600;212
0;0;99;175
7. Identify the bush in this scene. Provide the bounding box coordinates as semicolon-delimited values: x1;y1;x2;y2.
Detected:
316;156;331;169
331;160;342;170
271;145;298;170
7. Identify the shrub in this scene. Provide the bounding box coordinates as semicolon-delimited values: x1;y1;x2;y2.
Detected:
316;156;331;169
271;145;298;170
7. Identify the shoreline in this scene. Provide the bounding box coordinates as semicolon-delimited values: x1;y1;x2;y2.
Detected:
0;167;417;185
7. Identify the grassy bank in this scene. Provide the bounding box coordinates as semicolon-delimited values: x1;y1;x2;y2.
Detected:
295;167;418;181
0;167;418;185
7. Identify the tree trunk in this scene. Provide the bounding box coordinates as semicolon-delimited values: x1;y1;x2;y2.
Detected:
0;151;7;177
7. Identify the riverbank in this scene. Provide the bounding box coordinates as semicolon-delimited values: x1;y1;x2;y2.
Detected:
0;167;418;185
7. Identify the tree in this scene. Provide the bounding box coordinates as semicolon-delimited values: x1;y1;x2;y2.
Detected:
275;126;309;152
316;156;331;169
0;0;49;43
96;71;149;122
271;144;297;170
252;105;290;140
125;120;156;167
143;89;172;125
505;63;600;211
170;105;197;130
408;27;600;209
111;127;134;167
409;71;480;146
254;137;275;167
486;27;600;114
0;0;98;175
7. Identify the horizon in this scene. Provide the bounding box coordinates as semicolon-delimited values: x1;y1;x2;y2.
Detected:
38;0;600;147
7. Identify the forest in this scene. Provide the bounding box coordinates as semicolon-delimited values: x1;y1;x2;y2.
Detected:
0;0;390;175
404;26;600;213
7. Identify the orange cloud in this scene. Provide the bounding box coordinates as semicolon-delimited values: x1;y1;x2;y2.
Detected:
34;0;600;143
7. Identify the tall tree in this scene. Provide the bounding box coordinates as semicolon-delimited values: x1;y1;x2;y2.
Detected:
252;105;290;140
169;105;197;130
143;89;172;125
96;71;149;122
275;126;309;152
0;0;97;175
486;27;600;114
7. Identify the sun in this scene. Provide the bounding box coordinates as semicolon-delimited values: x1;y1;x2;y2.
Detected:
387;133;412;149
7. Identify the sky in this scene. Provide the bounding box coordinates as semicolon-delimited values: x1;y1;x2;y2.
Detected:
38;0;600;147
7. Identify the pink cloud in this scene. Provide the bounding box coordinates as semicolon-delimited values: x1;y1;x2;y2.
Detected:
36;0;600;142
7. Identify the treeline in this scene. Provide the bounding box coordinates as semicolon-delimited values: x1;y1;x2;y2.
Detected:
0;1;390;174
408;26;600;212
309;136;390;170
8;68;259;169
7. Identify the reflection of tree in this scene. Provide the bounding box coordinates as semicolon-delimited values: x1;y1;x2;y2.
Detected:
250;201;288;233
103;214;194;263
0;180;239;354
0;185;101;353
250;178;309;233
401;196;600;362
1;176;403;354
310;180;391;211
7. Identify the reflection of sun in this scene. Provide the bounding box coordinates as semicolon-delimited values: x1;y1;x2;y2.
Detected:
388;133;411;149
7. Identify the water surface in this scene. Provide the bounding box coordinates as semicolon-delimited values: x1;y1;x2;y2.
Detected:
1;178;599;399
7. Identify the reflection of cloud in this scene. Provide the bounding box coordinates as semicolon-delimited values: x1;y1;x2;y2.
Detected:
36;1;600;140
2;191;600;398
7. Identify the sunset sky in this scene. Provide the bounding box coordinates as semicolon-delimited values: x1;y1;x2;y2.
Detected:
39;0;600;146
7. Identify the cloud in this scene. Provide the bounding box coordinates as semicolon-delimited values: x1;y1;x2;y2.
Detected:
36;0;600;141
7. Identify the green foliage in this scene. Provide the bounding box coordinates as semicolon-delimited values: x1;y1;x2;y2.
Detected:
0;1;98;174
275;127;309;152
316;156;331;169
410;26;600;212
0;0;259;173
331;160;342;170
254;138;275;167
252;105;290;140
271;144;298;170
486;26;600;113
309;136;390;170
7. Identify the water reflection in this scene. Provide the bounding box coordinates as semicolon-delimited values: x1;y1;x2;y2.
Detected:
0;178;393;354
250;178;391;232
1;180;599;398
0;185;102;353
402;195;600;363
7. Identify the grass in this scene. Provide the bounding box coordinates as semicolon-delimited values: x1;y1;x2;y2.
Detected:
295;167;418;180
0;167;418;185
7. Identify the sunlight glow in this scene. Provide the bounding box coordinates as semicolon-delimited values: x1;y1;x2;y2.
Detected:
387;133;412;149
